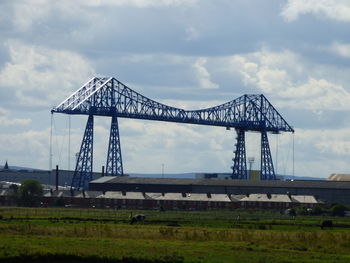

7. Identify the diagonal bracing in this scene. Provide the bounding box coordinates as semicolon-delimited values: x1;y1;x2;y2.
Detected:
106;115;123;176
231;129;247;180
71;115;94;190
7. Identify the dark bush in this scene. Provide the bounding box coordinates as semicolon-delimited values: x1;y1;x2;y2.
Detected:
296;206;308;216
18;180;43;207
257;224;266;230
331;204;347;217
311;206;324;216
55;196;65;207
288;208;296;217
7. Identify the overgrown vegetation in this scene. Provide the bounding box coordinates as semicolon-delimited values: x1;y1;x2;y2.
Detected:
0;207;350;262
17;180;43;207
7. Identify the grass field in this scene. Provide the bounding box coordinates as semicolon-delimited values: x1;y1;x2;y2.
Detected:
0;207;350;262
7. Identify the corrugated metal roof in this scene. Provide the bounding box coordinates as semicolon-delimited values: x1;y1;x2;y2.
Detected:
92;176;115;183
291;195;318;204
90;176;350;189
328;174;350;181
238;193;319;204
95;191;231;202
0;189;9;196
98;191;145;200
230;194;246;202
43;190;73;198
239;194;292;203
74;191;105;198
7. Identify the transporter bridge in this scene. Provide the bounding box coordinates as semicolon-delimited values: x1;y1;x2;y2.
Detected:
52;77;294;190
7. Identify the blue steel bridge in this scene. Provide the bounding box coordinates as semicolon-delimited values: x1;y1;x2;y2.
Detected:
52;77;294;190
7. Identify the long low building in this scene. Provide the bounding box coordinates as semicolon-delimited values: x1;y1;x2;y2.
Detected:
0;189;319;210
89;177;350;204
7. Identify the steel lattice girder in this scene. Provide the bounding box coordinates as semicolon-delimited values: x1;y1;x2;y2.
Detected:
71;115;94;190
231;129;247;180
52;77;294;133
260;130;275;180
106;115;123;176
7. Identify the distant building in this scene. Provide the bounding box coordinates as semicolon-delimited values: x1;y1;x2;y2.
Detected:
195;171;284;180
90;176;350;204
328;174;350;181
235;193;319;210
0;179;321;210
196;173;232;180
0;167;102;186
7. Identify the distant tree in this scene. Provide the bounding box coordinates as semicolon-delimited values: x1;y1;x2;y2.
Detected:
296;206;308;216
55;196;65;207
18;180;43;207
9;184;18;193
331;204;347;217
288;208;296;217
311;205;323;216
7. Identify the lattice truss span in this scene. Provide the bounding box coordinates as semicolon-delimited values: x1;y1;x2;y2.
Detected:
52;77;294;190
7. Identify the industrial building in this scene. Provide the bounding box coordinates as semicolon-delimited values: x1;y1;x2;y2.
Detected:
328;174;350;181
1;162;350;206
0;164;102;186
0;184;319;210
89;176;350;205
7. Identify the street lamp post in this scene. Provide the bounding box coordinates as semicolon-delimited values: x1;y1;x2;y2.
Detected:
248;157;255;180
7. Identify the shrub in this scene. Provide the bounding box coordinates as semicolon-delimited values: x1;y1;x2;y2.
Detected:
311;206;324;216
331;204;347;217
18;180;43;207
55;196;65;207
288;208;296;217
296;206;308;216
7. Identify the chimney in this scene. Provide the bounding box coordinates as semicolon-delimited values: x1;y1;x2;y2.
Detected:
55;165;59;191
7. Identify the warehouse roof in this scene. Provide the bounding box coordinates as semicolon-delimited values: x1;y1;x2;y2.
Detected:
98;191;145;200
239;194;291;203
90;176;350;190
328;174;350;181
291;195;318;204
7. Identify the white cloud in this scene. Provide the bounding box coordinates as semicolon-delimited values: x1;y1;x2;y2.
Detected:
281;0;350;22
193;57;219;89
296;128;350;156
229;49;350;111
119;53;190;65
11;0;197;31
329;42;350;58
83;0;197;8
12;0;51;31
280;78;350;110
161;99;225;111
113;118;234;173
0;40;95;109
0;129;50;169
285;127;350;176
0;107;31;127
0;116;31;127
185;26;200;41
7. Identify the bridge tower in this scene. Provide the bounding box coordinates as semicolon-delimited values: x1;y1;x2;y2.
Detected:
231;129;247;179
231;130;276;180
260;130;275;180
106;115;124;176
71;115;94;190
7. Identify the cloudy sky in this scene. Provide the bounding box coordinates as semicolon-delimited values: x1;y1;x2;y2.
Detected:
1;0;350;178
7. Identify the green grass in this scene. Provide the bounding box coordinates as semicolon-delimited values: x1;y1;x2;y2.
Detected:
0;207;350;262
